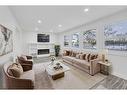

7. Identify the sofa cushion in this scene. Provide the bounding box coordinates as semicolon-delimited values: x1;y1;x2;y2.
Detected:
62;56;75;62
72;58;90;70
10;63;23;77
20;70;35;82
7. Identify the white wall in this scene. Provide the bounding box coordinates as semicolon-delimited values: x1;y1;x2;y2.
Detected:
58;9;127;80
0;6;23;64
0;6;23;87
22;31;58;54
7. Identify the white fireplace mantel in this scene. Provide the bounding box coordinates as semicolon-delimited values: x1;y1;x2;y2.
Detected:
28;43;55;57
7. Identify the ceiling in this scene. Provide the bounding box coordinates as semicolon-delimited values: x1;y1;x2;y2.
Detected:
9;6;127;33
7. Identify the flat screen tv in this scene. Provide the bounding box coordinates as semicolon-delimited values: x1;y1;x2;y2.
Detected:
37;34;50;42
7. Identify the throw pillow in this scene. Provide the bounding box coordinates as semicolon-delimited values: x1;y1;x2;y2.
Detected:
70;51;74;57
69;51;72;56
95;54;98;59
76;54;80;59
10;63;23;77
89;54;96;61
79;54;85;60
73;52;77;57
83;54;86;60
85;53;91;62
7;65;14;76
65;50;70;56
71;52;76;57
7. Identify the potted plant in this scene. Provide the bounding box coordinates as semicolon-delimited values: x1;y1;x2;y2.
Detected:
54;45;60;57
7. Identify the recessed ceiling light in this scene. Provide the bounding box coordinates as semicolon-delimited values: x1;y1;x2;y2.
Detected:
58;24;62;27
38;20;42;24
35;27;39;31
84;8;89;12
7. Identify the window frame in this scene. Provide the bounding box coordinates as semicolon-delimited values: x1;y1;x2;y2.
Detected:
72;33;79;48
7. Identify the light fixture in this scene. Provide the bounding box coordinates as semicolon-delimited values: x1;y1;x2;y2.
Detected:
38;20;42;24
35;27;39;31
58;24;62;27
84;8;89;12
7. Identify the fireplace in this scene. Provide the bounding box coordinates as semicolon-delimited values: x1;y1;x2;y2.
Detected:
38;49;50;55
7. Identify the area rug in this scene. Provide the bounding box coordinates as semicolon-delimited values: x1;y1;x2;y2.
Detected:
33;61;107;89
91;75;127;89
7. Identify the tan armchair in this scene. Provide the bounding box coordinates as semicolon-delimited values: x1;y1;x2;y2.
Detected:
3;63;35;89
17;55;33;71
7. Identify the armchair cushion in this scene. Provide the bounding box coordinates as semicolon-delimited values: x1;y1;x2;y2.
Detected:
20;70;35;82
21;63;33;71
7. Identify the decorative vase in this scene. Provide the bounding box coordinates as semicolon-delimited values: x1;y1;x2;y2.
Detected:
102;54;105;62
50;56;56;65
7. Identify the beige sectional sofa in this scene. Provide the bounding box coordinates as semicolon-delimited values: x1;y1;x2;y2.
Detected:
62;50;101;76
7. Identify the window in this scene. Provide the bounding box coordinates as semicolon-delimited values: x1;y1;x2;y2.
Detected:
83;29;96;49
72;33;79;47
64;35;69;46
104;21;127;51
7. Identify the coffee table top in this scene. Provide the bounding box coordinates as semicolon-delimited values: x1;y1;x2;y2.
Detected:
45;61;70;76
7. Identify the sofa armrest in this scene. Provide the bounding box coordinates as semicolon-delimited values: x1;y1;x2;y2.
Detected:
24;60;33;65
26;56;32;59
89;58;100;76
9;77;34;89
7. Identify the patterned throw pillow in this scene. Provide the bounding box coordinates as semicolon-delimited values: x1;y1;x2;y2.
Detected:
89;54;96;61
9;63;23;77
85;53;91;62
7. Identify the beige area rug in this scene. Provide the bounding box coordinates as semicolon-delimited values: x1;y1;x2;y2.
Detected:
33;61;107;89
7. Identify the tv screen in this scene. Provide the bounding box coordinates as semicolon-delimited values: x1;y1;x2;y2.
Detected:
37;34;50;42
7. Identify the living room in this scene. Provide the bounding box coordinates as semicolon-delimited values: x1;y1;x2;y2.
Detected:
0;3;127;93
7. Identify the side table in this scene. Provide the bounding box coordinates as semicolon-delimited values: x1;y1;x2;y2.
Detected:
98;61;111;75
